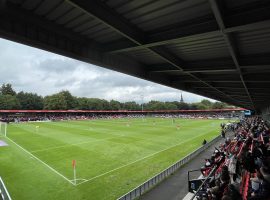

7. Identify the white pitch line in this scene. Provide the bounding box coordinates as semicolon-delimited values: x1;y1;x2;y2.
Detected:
76;130;215;186
4;136;75;186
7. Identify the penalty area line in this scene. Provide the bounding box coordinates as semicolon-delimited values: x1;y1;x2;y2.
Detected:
4;136;75;186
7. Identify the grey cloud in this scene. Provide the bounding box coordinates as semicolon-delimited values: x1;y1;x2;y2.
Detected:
0;38;214;103
37;58;78;73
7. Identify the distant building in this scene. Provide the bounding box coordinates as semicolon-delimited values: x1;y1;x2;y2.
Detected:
180;92;184;103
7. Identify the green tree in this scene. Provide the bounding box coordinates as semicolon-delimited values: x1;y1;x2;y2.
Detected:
0;83;235;111
0;83;16;96
43;93;67;110
58;90;77;109
212;101;226;109
189;103;199;110
109;100;121;110
173;101;190;110
87;98;104;110
145;101;166;110
200;99;212;108
17;91;43;110
123;101;140;110
196;102;208;110
100;99;110;110
77;97;90;110
0;95;21;109
164;102;178;110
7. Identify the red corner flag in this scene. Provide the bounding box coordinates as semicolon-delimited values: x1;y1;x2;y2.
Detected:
72;160;77;185
72;160;76;169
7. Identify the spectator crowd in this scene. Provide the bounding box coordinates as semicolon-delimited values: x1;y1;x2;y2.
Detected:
0;111;238;123
197;116;270;200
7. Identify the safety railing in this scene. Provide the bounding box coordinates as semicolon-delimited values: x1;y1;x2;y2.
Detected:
190;166;217;200
117;135;221;200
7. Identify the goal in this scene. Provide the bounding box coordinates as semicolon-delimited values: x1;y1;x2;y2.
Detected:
0;122;7;137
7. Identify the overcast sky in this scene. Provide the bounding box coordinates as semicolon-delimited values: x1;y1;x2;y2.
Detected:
0;38;213;103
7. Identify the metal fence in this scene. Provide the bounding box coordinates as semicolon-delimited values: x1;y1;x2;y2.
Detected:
190;166;217;200
117;135;221;200
0;177;12;200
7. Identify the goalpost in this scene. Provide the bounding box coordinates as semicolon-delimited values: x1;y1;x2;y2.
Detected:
0;122;7;137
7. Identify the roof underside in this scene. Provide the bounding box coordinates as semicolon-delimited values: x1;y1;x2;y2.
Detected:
1;0;270;111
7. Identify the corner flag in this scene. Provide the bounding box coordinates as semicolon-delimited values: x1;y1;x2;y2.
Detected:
72;160;76;169
72;160;76;185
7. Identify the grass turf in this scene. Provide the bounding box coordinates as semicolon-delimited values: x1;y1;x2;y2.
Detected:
0;118;227;200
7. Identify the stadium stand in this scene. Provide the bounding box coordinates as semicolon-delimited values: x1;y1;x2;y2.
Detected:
191;116;270;200
0;109;243;123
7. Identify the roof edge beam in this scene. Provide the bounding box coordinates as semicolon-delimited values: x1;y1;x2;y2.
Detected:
209;0;256;110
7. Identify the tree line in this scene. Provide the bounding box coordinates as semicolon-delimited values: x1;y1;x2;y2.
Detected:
0;83;232;110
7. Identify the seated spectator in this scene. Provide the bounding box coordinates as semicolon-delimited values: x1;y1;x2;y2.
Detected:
249;165;270;200
222;184;241;200
207;166;230;199
195;117;270;200
260;158;270;184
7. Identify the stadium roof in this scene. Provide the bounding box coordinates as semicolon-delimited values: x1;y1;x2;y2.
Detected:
0;108;246;113
0;0;270;112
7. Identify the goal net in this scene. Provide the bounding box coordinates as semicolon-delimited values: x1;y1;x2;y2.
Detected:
0;122;7;137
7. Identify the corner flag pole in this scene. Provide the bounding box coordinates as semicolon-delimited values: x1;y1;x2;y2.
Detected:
72;160;76;185
5;123;7;137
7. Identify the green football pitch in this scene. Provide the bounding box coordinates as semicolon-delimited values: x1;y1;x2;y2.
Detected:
0;118;227;200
